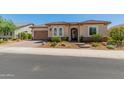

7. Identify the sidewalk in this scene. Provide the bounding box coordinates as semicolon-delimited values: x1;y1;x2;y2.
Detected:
0;47;124;59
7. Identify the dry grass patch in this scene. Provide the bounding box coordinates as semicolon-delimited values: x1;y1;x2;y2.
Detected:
41;41;79;48
0;39;23;46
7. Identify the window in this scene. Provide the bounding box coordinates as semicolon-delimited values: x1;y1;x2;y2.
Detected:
53;28;57;36
4;32;6;36
89;26;98;36
52;27;64;37
10;32;13;36
6;32;9;35
3;32;9;36
59;28;63;36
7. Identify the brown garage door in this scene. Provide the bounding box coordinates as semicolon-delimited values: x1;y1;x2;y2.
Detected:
34;31;48;40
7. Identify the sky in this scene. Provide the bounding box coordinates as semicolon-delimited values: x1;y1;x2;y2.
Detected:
0;14;124;27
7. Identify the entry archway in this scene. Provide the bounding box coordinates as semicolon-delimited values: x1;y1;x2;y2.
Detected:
71;28;78;42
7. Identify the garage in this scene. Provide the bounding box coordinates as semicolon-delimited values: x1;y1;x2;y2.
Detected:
33;30;48;40
31;25;48;40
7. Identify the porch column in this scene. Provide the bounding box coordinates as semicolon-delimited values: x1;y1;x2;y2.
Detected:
78;25;80;42
68;26;71;41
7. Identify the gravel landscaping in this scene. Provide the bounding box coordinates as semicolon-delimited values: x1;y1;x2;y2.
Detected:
39;41;124;50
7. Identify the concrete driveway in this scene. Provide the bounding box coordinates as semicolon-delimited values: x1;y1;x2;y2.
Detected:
0;40;43;47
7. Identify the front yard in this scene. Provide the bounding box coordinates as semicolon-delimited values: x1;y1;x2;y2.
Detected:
0;38;124;50
39;26;124;50
39;41;79;48
0;39;22;46
38;41;124;50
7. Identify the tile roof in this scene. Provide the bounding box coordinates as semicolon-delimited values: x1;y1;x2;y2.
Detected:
45;21;69;25
16;23;34;28
45;20;111;25
81;20;111;24
30;25;48;28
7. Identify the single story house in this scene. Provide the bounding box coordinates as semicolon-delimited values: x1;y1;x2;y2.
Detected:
31;20;111;42
0;31;14;39
0;23;34;39
14;23;34;38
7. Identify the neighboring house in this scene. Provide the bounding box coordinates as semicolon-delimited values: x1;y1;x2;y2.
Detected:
0;31;14;39
14;23;34;38
0;23;34;39
31;20;111;42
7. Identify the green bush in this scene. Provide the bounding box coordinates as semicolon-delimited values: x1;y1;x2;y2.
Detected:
80;36;83;42
51;36;61;42
28;34;32;39
107;37;116;45
92;42;100;47
109;26;124;47
91;34;102;42
106;45;115;49
23;33;28;40
18;32;29;40
122;40;124;44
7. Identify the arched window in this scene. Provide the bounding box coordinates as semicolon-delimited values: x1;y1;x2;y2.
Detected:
53;27;57;36
52;26;64;37
58;27;63;36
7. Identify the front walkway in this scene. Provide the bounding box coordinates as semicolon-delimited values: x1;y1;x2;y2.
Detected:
0;40;42;47
0;47;124;59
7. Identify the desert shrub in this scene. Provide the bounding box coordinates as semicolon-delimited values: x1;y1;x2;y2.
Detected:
91;34;102;42
109;26;124;47
0;39;4;44
92;42;100;47
51;36;61;42
80;36;83;42
60;42;67;47
16;39;21;42
62;37;68;41
3;38;8;41
50;42;57;47
12;38;17;41
106;45;115;49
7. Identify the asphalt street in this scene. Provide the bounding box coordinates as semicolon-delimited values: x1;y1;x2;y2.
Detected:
0;53;124;79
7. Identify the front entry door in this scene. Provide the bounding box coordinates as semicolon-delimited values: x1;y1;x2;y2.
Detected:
71;28;78;42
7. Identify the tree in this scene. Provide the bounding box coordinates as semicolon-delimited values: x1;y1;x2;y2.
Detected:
0;16;16;39
109;26;124;47
0;17;4;33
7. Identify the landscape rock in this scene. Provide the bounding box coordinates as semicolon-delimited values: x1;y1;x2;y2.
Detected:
102;42;107;46
42;42;47;45
79;44;91;48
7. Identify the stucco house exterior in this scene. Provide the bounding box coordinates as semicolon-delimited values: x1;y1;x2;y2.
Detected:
0;23;34;39
0;31;14;39
31;20;111;42
14;23;34;38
